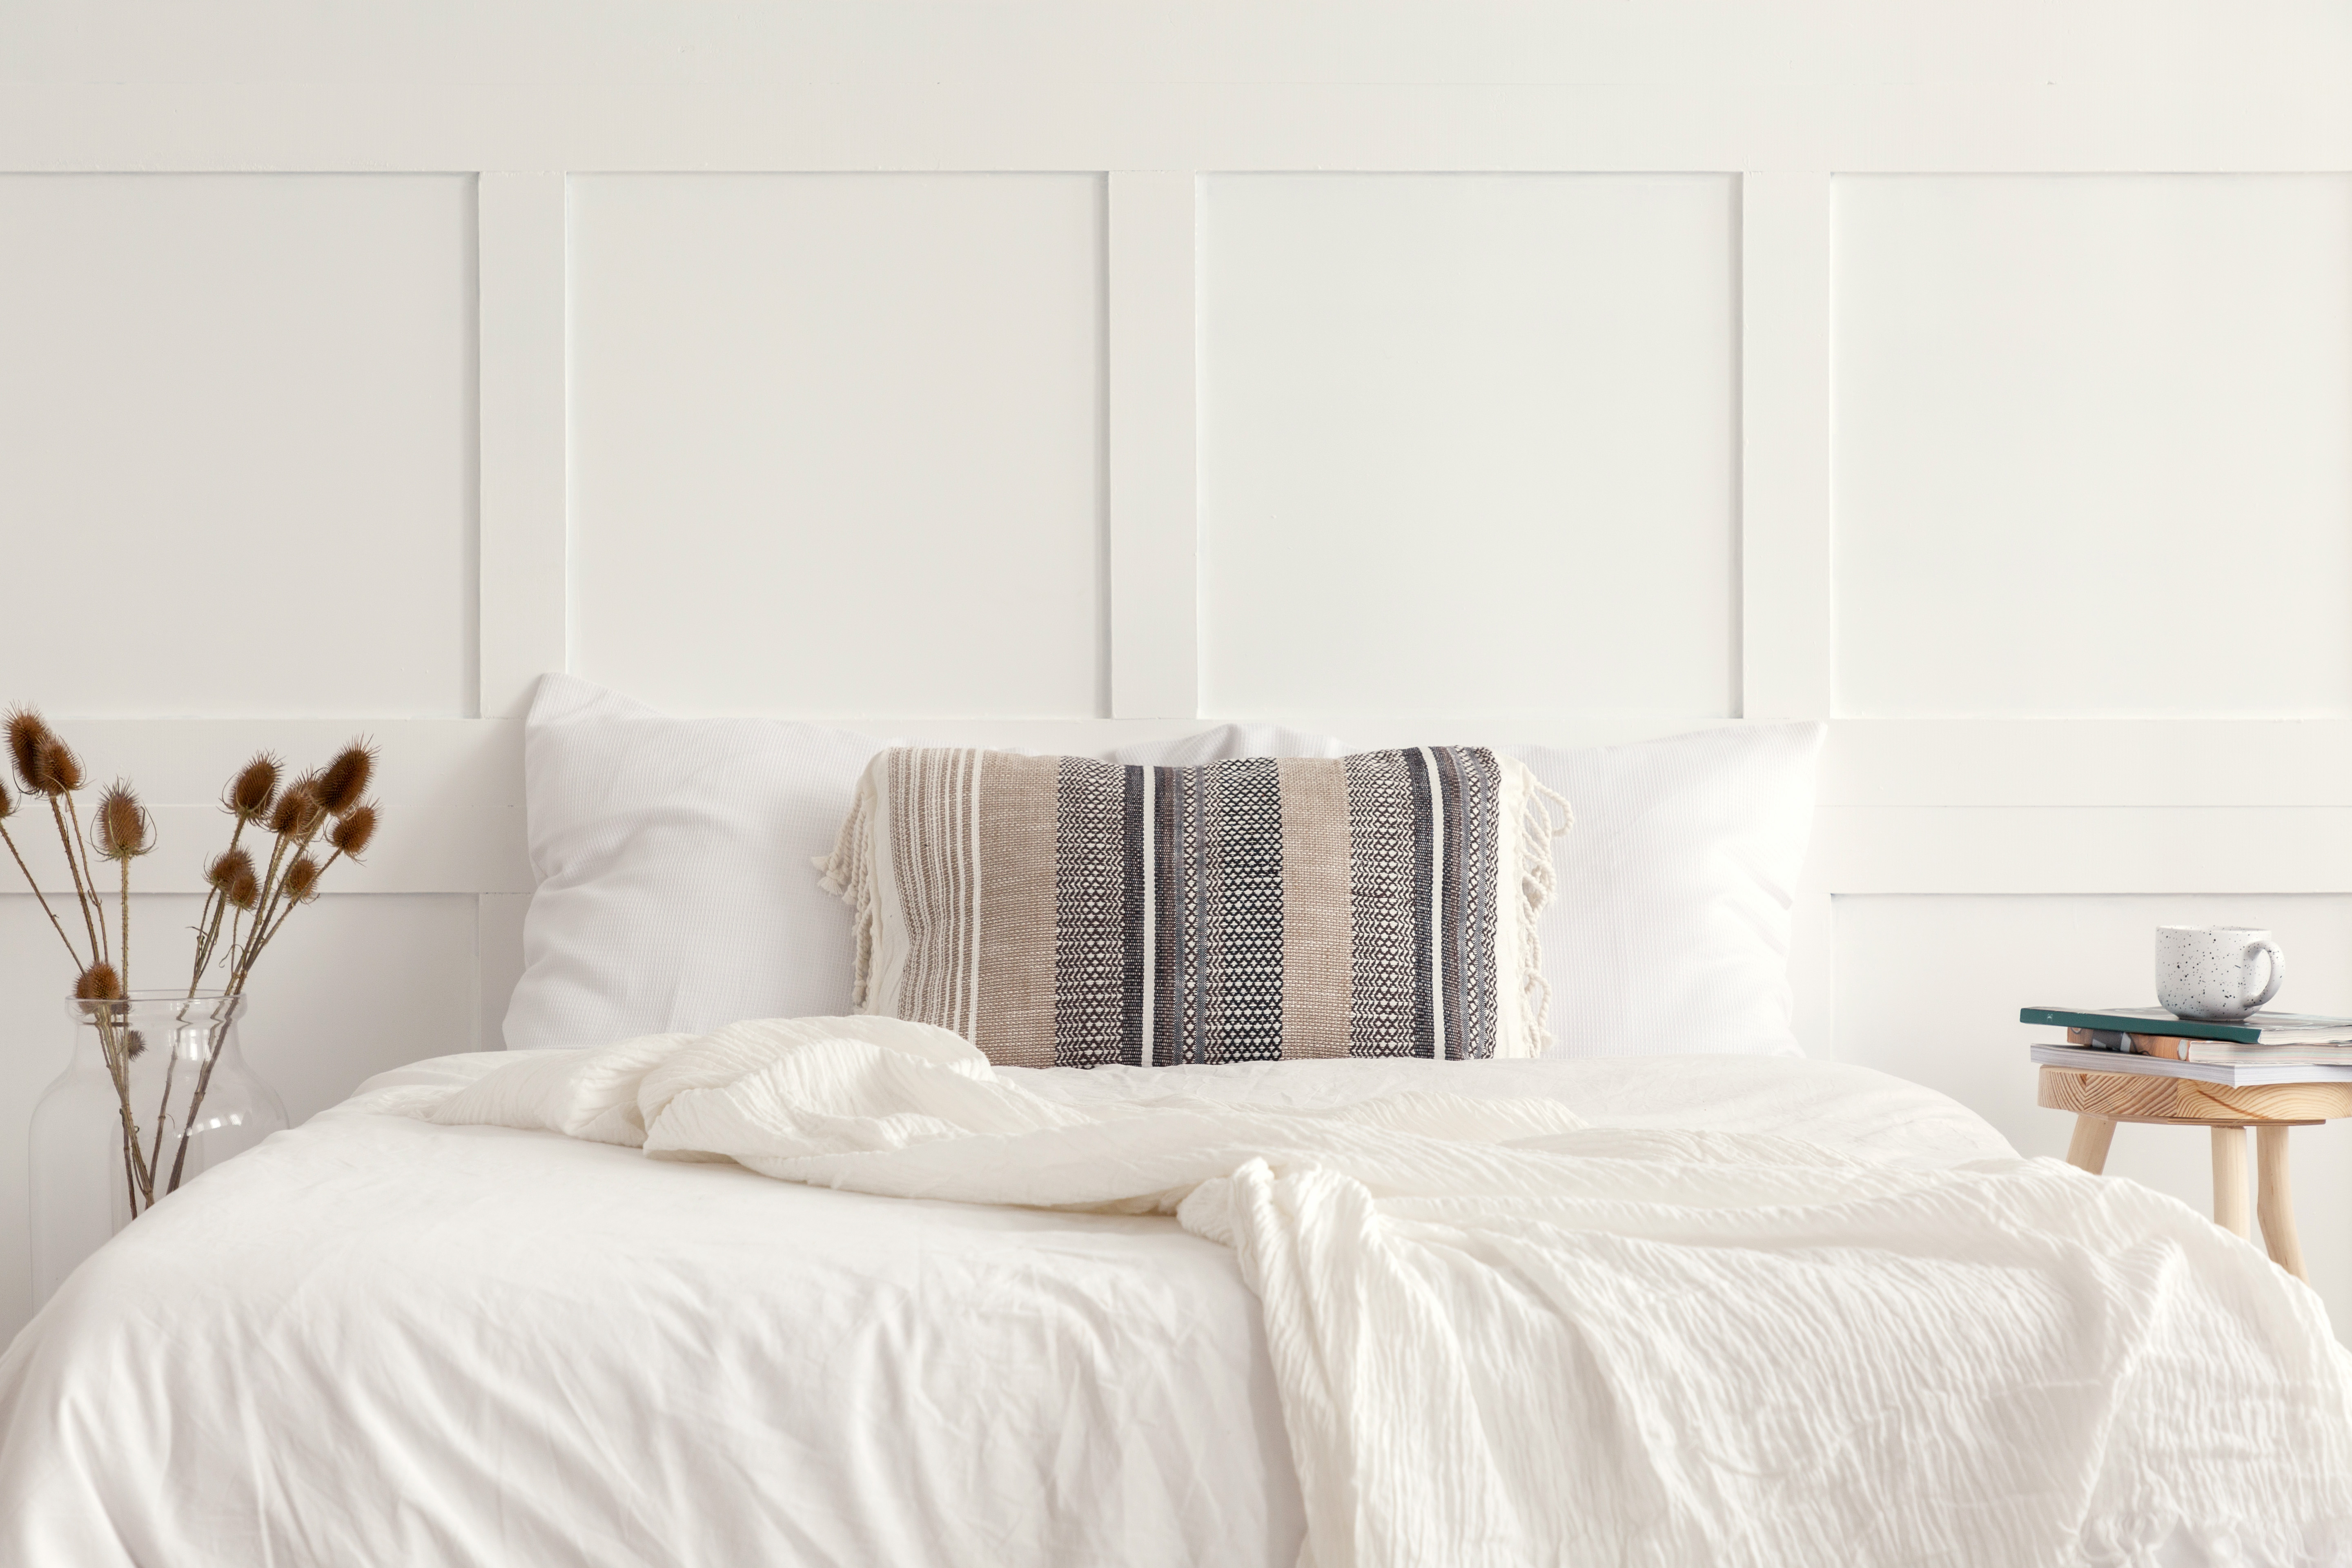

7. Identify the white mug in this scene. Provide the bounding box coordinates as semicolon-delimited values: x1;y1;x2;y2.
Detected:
2156;925;2286;1022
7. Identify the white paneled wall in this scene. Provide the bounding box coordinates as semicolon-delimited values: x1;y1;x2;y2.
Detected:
1836;175;2352;719
1199;175;1740;719
569;174;1108;717
0;175;480;719
7;3;2352;1349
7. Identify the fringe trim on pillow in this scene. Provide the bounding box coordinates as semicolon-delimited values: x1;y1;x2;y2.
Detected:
822;756;1573;1054
1516;779;1575;1054
815;774;878;1013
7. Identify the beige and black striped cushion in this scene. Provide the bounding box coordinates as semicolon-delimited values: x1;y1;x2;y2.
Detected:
820;746;1564;1068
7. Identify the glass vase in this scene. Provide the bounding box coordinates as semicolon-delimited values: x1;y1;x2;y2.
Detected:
28;992;287;1307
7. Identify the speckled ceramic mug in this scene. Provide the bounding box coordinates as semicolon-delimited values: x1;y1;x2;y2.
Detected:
2156;925;2287;1022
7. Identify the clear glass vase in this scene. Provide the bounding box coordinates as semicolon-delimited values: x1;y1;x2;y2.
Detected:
28;991;287;1307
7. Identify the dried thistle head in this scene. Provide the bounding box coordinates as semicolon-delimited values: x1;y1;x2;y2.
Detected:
9;709;81;797
282;853;323;904
225;753;281;823
73;961;122;1000
327;802;377;860
206;847;256;895
92;782;153;861
33;737;83;796
269;776;325;839
225;864;261;911
316;739;376;818
5;707;52;795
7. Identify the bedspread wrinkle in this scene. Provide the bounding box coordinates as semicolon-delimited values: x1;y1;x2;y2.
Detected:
421;1016;2352;1567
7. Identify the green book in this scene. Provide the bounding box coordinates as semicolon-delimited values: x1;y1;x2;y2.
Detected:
2020;1005;2352;1047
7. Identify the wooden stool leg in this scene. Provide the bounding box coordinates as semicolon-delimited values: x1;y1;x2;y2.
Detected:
2256;1125;2307;1280
2211;1125;2251;1238
2065;1114;2116;1174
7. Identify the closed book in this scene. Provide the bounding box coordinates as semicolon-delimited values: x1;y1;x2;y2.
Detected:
2031;1042;2352;1086
2066;1027;2352;1066
2022;1005;2352;1047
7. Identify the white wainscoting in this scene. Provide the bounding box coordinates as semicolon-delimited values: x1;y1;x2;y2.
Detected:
1198;174;1740;718
569;173;1109;718
1835;174;2352;720
0;174;480;720
7;4;2352;1348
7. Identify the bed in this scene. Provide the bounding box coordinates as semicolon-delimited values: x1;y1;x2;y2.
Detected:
0;1047;2021;1567
5;681;2350;1565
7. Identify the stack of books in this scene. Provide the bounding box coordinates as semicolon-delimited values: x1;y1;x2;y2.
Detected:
2023;1006;2352;1085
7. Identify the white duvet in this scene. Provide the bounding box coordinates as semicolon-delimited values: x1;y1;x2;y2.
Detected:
5;1022;2349;1566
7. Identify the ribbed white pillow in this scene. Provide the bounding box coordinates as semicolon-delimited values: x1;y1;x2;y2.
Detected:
1514;723;1824;1058
503;676;1346;1051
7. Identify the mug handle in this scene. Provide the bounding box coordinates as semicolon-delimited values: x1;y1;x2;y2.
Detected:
2244;940;2287;1013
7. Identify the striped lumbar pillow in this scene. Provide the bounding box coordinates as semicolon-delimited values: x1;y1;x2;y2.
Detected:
820;747;1570;1068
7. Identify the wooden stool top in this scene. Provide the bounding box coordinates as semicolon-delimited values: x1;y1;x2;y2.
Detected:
2038;1064;2352;1127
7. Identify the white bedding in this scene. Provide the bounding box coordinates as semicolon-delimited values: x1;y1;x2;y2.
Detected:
2;1033;2339;1566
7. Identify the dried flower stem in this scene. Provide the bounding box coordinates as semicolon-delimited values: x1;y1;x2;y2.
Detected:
146;1039;179;1201
62;794;109;969
0;819;82;967
88;1007;152;1212
237;848;333;980
246;832;293;962
46;800;102;967
185;819;247;998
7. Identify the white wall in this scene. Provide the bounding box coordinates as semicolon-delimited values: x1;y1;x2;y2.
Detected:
7;2;2352;1349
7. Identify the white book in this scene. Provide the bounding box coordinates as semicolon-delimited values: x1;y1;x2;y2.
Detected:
2031;1042;2352;1087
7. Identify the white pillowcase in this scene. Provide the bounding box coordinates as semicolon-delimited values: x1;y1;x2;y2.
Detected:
1515;723;1824;1058
505;675;1821;1058
502;676;885;1051
503;676;1346;1051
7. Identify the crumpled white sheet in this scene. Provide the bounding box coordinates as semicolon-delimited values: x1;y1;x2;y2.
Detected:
421;1016;2352;1567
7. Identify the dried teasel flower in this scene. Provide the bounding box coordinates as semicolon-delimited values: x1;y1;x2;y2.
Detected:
269;776;325;839
225;753;281;822
316;739;376;818
281;853;323;904
91;782;154;861
206;847;256;895
327;802;377;860
5;707;53;795
73;961;123;1000
225;864;261;911
0;774;14;820
33;737;83;796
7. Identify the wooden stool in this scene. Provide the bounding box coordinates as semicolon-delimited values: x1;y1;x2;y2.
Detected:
2039;1065;2352;1281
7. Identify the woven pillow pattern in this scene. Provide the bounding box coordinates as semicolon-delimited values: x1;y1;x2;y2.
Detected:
822;746;1569;1068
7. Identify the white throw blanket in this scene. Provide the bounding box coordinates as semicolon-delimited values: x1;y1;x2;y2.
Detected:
419;1017;2352;1566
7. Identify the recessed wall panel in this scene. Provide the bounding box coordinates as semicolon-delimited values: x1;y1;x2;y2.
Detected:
0;175;477;718
1835;175;2352;718
1199;174;1738;717
570;174;1105;717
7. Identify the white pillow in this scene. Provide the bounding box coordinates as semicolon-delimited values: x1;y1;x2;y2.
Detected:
503;676;886;1051
503;676;1350;1050
1514;723;1824;1058
506;677;1820;1057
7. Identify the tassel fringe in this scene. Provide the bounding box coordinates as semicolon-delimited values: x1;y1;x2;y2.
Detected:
816;777;878;1012
822;757;1574;1054
1515;778;1574;1054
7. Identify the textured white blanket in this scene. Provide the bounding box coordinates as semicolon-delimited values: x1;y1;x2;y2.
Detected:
420;1017;2352;1566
